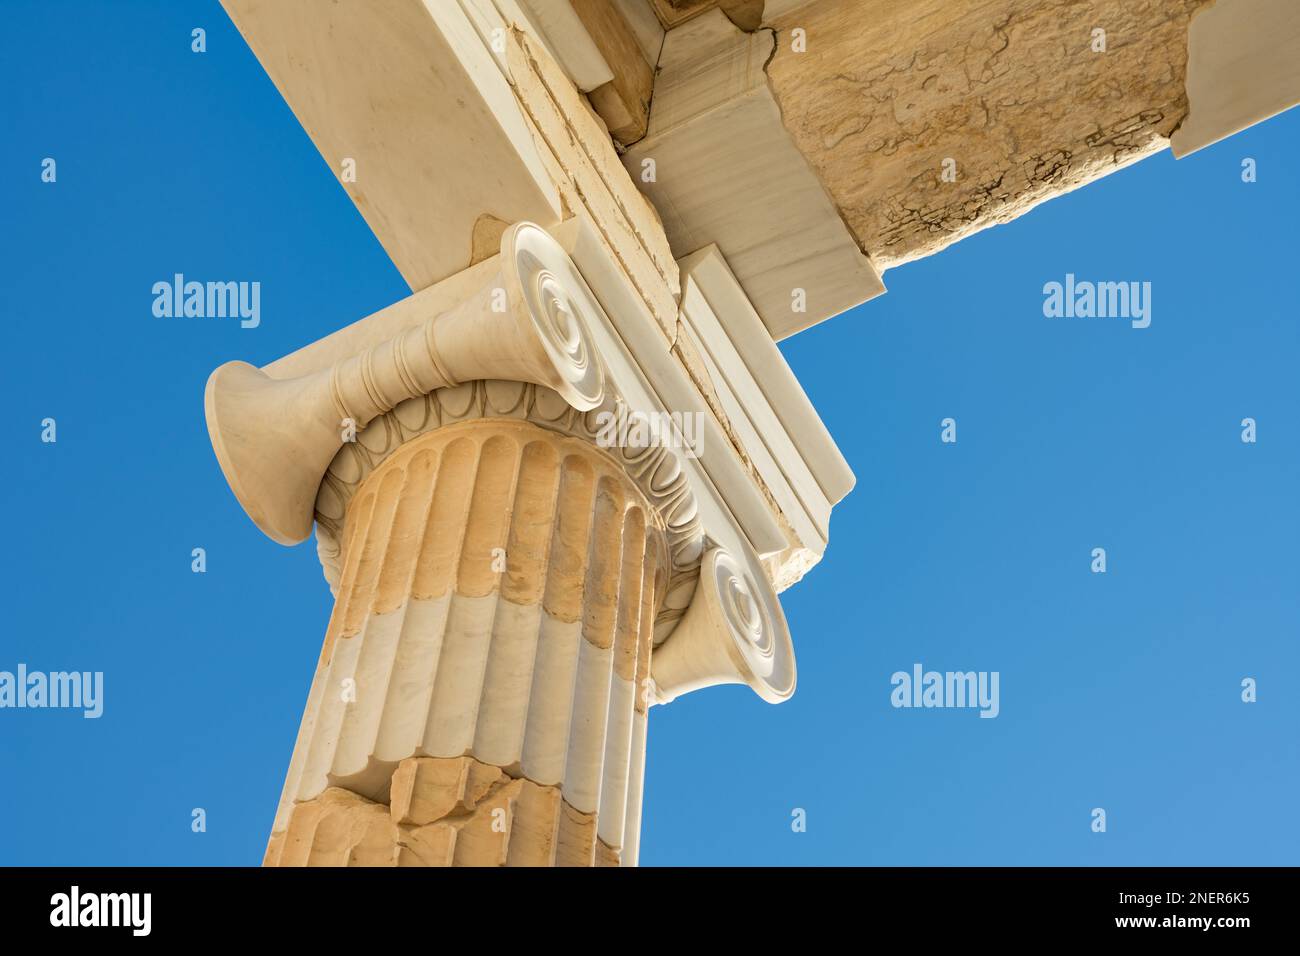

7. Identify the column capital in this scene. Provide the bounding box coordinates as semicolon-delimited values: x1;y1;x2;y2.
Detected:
205;219;806;705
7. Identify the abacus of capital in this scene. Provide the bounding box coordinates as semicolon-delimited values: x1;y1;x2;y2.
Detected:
209;0;1300;866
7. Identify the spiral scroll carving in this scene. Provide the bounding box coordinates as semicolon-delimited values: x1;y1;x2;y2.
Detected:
709;547;794;701
507;225;604;412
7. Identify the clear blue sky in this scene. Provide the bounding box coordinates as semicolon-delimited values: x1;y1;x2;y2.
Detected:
3;1;1297;866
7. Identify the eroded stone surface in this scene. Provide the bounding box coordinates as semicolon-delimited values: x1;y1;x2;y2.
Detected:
766;0;1212;269
268;756;613;867
268;421;665;865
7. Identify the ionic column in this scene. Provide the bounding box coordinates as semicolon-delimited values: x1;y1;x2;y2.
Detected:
263;418;666;867
205;221;801;868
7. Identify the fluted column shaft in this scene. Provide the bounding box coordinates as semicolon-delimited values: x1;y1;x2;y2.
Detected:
264;418;667;866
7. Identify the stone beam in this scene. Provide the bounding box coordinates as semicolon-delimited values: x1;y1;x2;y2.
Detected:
1171;0;1300;156
519;0;659;145
624;9;885;339
566;0;656;144
220;0;564;294
764;0;1215;271
614;0;1297;335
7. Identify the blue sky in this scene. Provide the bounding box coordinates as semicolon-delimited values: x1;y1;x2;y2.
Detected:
3;1;1296;866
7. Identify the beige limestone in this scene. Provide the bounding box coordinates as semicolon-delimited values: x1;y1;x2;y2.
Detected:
267;756;593;867
650;0;714;29
1171;0;1300;156
569;0;656;144
310;379;708;643
765;0;1212;271
518;0;616;93
218;0;563;293
616;0;665;63
507;26;681;340
623;9;885;338
267;419;666;865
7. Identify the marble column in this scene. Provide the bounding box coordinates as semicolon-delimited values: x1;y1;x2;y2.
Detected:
263;417;666;866
205;221;801;868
